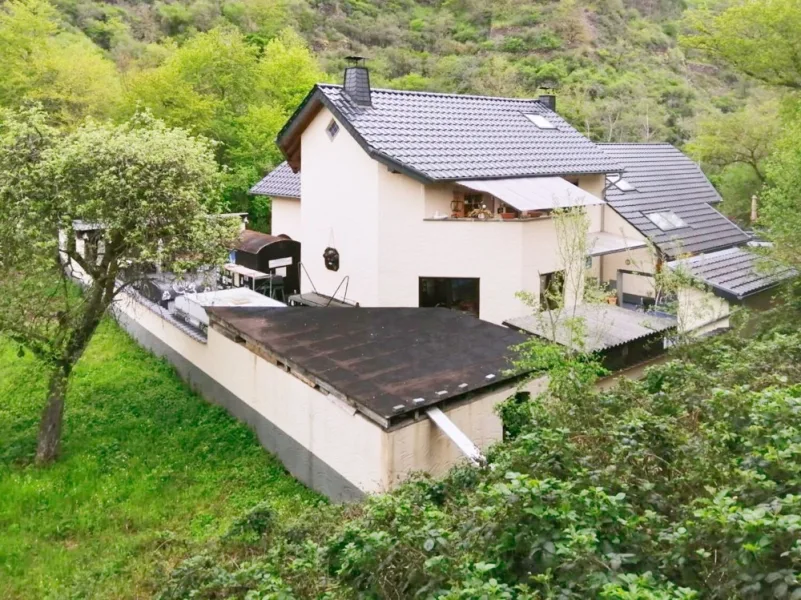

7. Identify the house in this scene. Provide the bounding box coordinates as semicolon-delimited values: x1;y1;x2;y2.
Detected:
597;143;792;333
253;65;793;339
251;64;647;326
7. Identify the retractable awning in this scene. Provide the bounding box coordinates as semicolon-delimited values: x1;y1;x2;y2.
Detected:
457;177;604;212
586;232;646;257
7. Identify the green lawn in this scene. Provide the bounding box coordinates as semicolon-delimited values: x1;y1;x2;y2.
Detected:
0;320;319;599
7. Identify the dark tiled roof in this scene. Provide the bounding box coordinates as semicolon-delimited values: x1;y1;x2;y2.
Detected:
668;246;796;301
249;161;300;198
207;307;529;428
600;144;749;259
280;84;622;181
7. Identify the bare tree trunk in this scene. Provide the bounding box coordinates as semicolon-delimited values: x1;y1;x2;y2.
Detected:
36;366;69;464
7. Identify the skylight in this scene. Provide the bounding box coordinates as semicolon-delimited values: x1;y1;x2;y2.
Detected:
524;114;556;129
646;211;688;231
606;175;636;192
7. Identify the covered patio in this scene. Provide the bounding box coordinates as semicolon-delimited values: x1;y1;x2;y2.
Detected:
504;304;676;371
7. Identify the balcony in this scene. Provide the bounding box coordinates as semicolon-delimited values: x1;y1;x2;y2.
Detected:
425;176;604;222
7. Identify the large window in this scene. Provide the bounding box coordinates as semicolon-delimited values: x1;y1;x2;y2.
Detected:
419;277;480;317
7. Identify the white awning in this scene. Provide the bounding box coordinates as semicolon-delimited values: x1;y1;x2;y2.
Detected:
586;232;647;257
457;177;604;212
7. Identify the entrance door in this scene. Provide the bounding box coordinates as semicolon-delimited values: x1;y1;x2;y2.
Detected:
419;277;480;317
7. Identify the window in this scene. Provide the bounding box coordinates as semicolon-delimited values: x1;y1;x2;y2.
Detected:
646;211;688;231
607;176;636;192
524;113;557;129
540;271;565;310
463;193;484;214
419;277;479;317
326;119;339;140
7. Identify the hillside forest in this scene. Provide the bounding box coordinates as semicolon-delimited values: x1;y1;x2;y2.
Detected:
1;0;799;233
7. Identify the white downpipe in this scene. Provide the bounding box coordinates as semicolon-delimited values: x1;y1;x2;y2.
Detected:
425;407;485;465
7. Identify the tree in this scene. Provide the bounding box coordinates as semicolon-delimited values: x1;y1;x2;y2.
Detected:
125;27;322;221
685;100;781;184
0;0;121;124
0;107;238;463
682;0;801;90
761;119;801;270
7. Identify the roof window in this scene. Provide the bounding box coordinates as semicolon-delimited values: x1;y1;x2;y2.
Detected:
646;211;688;231
326;119;339;140
606;175;636;192
524;114;556;129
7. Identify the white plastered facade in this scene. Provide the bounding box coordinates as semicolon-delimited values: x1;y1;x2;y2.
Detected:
112;293;542;496
292;106;637;325
270;196;302;240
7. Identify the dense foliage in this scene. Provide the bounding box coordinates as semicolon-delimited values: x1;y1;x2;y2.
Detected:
156;311;801;598
0;321;319;599
0;0;775;229
0;106;238;461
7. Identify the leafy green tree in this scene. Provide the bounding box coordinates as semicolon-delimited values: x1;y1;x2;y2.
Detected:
682;0;801;90
126;27;322;221
686;100;780;184
0;107;238;463
761;119;801;269
0;0;121;124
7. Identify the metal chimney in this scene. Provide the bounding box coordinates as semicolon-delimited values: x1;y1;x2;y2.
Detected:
343;56;372;107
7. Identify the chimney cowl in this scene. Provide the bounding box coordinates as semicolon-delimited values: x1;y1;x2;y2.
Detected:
538;94;556;112
344;64;372;107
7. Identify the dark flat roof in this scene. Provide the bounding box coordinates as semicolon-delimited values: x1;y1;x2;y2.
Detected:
208;307;529;428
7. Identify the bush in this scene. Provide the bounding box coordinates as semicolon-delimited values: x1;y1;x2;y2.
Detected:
158;326;801;598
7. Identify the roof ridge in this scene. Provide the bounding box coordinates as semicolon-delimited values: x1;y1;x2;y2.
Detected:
317;83;544;104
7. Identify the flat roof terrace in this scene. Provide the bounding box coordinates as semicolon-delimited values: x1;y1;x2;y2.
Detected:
208;307;531;428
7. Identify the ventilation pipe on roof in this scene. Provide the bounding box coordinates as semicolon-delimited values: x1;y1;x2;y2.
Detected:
343;56;372;107
538;94;556;111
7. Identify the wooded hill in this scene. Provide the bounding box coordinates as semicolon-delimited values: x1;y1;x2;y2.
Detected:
47;0;753;145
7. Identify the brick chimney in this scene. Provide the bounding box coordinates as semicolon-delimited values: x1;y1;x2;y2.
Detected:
343;56;372;107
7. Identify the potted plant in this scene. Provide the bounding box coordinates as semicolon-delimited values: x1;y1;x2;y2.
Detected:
500;203;517;219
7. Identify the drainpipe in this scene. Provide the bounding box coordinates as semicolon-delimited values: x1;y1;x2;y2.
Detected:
425;407;484;465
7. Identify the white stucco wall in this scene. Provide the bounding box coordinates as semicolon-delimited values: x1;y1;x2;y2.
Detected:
270;196;302;240
112;293;530;496
388;375;549;483
678;286;730;334
296;109;615;323
300;107;382;304
114;294;389;493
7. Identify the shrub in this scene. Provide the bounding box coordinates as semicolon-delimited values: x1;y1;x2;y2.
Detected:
158;327;801;598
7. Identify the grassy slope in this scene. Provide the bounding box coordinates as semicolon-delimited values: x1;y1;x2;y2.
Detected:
0;320;319;599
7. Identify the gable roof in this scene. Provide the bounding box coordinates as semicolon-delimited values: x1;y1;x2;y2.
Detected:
668;246;796;301
207;306;530;428
249;161;300;198
600;143;749;259
278;84;622;182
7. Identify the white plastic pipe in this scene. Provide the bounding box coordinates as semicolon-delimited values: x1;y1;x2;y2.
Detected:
425;407;484;465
